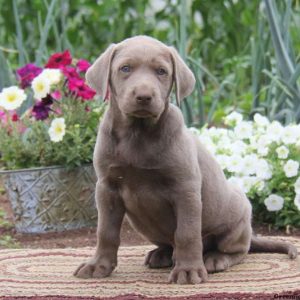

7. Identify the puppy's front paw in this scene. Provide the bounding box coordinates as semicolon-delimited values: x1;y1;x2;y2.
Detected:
73;257;115;279
168;263;208;284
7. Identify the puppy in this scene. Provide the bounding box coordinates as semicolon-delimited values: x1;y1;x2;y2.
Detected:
74;36;297;284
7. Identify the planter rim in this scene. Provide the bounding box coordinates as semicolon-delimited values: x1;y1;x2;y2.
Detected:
0;163;93;175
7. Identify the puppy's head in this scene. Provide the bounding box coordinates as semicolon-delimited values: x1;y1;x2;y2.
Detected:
86;36;195;120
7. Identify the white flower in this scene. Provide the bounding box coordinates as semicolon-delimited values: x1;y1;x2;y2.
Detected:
294;194;300;211
281;125;300;145
224;111;243;126
249;135;259;149
234;121;253;140
257;146;269;157
257;134;272;147
276;145;289;159
199;135;216;155
218;136;231;150
256;159;272;180
241;176;257;193
254;113;269;127
0;86;27;110
266;121;283;142
231;140;247;155
40;69;62;85
32;75;51;99
255;135;272;157
264;194;284;211
227;176;244;191
215;154;229;170
254;178;265;192
48;118;66;142
189;127;200;136
242;154;258;175
216;128;229;138
207;127;220;140
283;159;299;178
294;177;300;194
227;155;244;174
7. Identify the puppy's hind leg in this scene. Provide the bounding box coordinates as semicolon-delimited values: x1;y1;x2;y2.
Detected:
145;245;173;268
204;217;252;273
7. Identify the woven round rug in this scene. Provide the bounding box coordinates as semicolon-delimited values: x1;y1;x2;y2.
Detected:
0;237;299;300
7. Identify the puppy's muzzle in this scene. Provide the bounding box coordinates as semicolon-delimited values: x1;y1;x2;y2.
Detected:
129;85;157;118
136;94;152;105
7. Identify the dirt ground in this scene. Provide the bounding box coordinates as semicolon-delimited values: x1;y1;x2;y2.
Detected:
0;192;299;250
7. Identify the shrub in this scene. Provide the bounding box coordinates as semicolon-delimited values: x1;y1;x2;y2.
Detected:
190;112;300;227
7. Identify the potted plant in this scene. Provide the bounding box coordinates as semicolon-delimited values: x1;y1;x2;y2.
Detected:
0;50;104;233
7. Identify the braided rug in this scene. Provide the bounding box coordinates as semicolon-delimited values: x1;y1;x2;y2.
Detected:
0;237;299;300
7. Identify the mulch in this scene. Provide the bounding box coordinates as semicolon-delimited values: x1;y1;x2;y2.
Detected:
0;237;299;300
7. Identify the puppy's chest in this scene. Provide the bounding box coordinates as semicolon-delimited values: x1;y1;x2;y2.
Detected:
107;164;174;189
106;164;175;211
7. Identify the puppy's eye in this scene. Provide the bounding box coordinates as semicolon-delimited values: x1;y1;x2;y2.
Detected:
156;67;167;76
120;65;131;73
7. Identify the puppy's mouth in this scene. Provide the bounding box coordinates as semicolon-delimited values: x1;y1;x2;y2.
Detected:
129;110;156;118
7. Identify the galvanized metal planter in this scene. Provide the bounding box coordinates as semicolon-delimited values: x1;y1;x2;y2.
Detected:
0;165;97;233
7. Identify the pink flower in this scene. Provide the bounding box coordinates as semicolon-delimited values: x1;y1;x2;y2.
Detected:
68;77;83;91
45;50;72;69
68;78;96;100
16;63;42;88
51;90;62;100
55;108;62;115
0;110;21;127
76;59;91;73
0;110;7;124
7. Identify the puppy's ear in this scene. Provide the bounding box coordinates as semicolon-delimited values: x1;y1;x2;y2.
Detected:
169;47;195;106
85;44;116;100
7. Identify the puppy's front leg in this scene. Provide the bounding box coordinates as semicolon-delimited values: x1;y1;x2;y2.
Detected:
169;191;208;284
74;180;125;279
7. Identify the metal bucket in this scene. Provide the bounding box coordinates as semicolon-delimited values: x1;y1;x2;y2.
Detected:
0;164;97;233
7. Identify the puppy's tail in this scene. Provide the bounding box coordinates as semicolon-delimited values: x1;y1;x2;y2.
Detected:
249;235;298;259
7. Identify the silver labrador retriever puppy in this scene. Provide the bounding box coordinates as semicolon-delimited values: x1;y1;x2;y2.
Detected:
74;36;297;284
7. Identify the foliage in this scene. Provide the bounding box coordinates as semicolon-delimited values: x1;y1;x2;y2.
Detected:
0;235;19;248
1;0;299;127
0;209;19;249
190;112;300;227
250;0;300;124
0;51;104;170
0;209;12;229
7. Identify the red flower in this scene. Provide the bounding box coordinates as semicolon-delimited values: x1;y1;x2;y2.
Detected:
62;66;80;79
45;50;72;69
11;113;19;122
68;78;96;100
76;59;91;73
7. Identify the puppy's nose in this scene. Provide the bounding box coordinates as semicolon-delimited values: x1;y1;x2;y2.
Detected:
136;94;152;105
